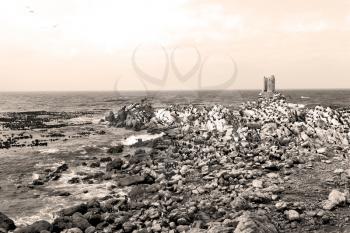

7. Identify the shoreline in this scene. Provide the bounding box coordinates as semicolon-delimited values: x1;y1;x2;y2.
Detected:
1;92;350;232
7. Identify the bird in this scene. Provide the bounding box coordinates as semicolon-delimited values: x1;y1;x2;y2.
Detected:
26;6;35;13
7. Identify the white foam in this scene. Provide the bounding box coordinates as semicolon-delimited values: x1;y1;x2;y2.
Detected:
38;148;60;154
121;133;165;146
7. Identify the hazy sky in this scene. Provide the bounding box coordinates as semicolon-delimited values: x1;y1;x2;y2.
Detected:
1;0;350;91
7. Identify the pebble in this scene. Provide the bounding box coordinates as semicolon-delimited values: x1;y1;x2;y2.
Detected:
275;201;288;210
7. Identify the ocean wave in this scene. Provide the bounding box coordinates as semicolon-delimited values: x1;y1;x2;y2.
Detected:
121;133;165;146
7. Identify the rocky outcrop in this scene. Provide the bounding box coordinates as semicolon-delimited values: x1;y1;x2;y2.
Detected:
0;212;16;232
106;100;155;131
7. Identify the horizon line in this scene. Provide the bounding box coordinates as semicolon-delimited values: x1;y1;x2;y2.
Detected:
0;88;350;93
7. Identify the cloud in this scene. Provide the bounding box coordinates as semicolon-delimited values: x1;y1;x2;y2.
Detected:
281;20;331;33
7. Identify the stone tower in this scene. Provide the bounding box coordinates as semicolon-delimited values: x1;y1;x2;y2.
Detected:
263;75;275;92
262;75;276;97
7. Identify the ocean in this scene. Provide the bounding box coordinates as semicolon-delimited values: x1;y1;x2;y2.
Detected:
0;89;350;113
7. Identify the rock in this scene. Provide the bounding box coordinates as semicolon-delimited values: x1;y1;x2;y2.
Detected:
176;225;190;232
275;201;287;210
0;212;16;232
52;217;74;233
61;228;83;233
252;180;263;189
334;169;344;174
84;226;96;233
84;212;101;226
107;145;124;154
100;157;112;163
14;220;52;233
207;225;234;233
72;213;91;231
108;101;155;131
231;197;250;211
234;212;278;233
323;189;347;210
60;204;88;216
51;191;72;197
89;162;100;168
317;148;327;154
68;177;81;184
106;158;123;172
122;222;136;232
285;210;300;221
118;175;154;186
32;179;44;186
105;111;115;122
151;223;162;232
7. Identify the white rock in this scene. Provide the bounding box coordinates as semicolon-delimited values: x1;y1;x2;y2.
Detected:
275;201;287;210
323;189;347;210
285;210;300;221
252;180;263;189
334;169;344;175
317;147;327;154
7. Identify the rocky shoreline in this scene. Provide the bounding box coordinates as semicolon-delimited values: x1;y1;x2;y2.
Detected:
2;93;350;233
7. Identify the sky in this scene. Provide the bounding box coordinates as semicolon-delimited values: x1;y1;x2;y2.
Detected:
0;0;350;91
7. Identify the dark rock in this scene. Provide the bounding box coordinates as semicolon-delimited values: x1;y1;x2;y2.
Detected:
106;158;123;172
118;175;154;187
95;222;109;230
100;157;112;163
32;179;44;186
14;220;51;233
89;162;100;168
68;177;81;184
105;111;115;122
72;213;91;231
87;200;100;209
51;191;71;197
107;145;124;154
52;217;74;233
84;212;102;226
122;222;136;233
60;204;88;216
0;212;16;232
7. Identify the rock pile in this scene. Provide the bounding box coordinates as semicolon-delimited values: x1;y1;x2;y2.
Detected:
239;93;350;149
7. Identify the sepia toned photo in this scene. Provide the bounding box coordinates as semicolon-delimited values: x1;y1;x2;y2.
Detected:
1;1;350;233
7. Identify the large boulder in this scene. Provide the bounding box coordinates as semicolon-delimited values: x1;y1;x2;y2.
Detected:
0;212;16;232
